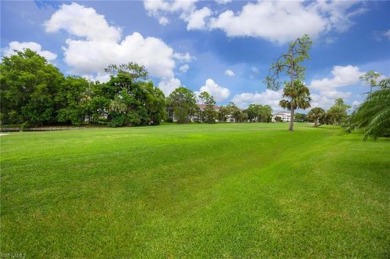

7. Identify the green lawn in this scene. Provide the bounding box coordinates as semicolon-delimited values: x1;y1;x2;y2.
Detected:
1;123;389;257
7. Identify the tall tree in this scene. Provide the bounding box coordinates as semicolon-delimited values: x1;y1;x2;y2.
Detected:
245;104;273;122
245;104;262;122
56;76;89;125
350;78;390;140
259;105;272;122
143;81;166;125
326;98;350;126
0;49;64;126
279;80;311;129
359;70;381;93
103;63;165;127
84;81;112;124
217;105;229;122
308;107;326;127
168;87;197;124
199;91;217;123
265;34;312;131
226;102;243;122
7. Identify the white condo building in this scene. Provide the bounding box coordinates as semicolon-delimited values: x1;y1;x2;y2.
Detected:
272;112;291;122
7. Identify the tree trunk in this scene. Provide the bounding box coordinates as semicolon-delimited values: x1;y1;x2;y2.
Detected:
289;108;295;131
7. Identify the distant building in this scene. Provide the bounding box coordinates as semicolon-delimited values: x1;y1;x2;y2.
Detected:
272;112;291;122
168;104;220;123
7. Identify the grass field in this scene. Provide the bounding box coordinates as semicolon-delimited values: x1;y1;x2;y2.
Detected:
1;123;389;257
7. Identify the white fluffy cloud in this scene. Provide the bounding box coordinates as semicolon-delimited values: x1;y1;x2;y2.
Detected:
209;1;326;44
45;3;121;42
309;65;363;96
232;89;282;110
144;0;212;32
199;78;230;102
314;1;367;33
159;16;169;25
82;73;111;83
44;2;194;90
224;69;235;77
58;32;175;78
179;64;190;73
144;0;198;17
306;65;366;109
3;41;57;61
185;7;212;30
158;77;182;95
310;94;338;110
144;0;365;44
173;52;195;63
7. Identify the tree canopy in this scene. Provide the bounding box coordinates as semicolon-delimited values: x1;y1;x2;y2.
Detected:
244;104;272;122
199;91;217;124
167;87;197;124
326;98;350;126
0;49;64;126
0;49;166;127
308;107;326;127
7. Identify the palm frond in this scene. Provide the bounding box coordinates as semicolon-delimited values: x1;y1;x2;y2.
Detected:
351;88;390;140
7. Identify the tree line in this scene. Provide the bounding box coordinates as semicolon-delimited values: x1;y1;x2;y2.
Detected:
1;46;388;139
167;86;273;124
0;49;273;128
0;49;167;127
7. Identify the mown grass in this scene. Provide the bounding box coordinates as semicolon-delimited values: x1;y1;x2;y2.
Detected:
1;123;389;257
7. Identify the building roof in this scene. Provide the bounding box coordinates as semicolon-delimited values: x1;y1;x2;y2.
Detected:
197;104;220;110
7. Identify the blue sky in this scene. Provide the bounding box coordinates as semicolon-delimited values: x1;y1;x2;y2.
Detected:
1;0;389;111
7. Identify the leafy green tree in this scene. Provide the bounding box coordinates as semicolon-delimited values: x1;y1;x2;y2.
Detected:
259;105;272;122
241;112;249;123
308;107;326;127
105;63;148;80
199;91;217;123
56;76;89;125
168;87;197;124
265;34;312;131
279;80;311;129
143;81;166;125
0;49;64;126
103;63;165;127
83;81;111;124
360;70;381;93
217;105;229;122
295;112;308;122
226;102;242;122
350;78;390;140
326;98;350;126
245;104;273;122
245;104;261;122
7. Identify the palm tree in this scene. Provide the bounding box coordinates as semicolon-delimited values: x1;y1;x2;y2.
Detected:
308;107;326;127
350;82;390;140
279;80;311;131
109;96;127;113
